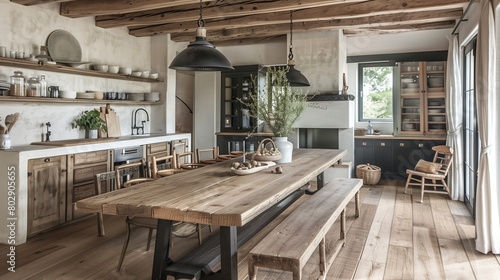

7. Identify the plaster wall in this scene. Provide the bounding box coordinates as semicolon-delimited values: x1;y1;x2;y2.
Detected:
0;1;171;146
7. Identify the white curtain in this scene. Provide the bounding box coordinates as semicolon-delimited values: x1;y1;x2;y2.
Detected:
475;0;500;254
445;34;464;201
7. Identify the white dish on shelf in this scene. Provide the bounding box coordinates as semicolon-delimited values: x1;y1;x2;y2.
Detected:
76;92;95;99
428;109;443;113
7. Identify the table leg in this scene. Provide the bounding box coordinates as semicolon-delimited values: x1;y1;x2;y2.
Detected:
151;219;173;280
317;172;325;190
220;226;238;280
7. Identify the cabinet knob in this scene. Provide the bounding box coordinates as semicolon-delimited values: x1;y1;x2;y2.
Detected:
44;158;51;162
27;172;32;177
418;143;424;148
61;169;67;173
362;142;367;146
399;143;405;147
381;143;385;147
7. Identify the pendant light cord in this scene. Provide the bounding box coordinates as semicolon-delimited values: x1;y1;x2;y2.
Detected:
288;11;294;61
198;0;205;27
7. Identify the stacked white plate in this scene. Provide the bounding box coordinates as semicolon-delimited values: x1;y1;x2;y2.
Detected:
76;92;95;99
128;92;144;101
145;92;159;101
59;90;77;99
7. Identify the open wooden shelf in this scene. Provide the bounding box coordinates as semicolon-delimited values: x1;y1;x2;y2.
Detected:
0;96;163;105
0;57;163;83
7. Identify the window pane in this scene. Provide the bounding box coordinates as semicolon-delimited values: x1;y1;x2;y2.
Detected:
361;66;393;120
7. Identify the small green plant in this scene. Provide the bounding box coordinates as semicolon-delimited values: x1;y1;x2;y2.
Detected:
243;66;309;137
72;109;107;131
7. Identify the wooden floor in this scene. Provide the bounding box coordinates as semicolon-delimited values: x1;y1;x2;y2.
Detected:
1;180;499;280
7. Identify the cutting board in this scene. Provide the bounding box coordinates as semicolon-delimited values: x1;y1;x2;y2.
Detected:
99;106;108;138
105;105;121;138
32;138;118;146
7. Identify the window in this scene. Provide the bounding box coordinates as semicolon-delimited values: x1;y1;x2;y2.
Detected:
463;37;478;217
358;63;394;121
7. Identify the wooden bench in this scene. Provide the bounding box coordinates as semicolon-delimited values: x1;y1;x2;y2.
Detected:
248;178;363;280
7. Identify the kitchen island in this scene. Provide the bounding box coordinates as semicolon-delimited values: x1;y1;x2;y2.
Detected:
75;148;347;280
0;133;191;245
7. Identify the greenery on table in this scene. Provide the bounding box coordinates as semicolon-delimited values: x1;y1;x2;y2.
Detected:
72;109;107;131
243;66;309;137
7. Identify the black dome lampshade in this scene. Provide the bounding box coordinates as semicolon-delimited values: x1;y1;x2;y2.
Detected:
286;11;310;87
169;1;233;72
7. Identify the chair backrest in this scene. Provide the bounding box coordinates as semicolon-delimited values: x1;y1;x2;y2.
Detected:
176;151;195;167
196;147;218;163
151;152;178;179
432;145;454;176
94;170;117;195
115;159;149;189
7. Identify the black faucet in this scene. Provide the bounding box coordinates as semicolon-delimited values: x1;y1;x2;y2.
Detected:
132;108;150;135
45;122;51;142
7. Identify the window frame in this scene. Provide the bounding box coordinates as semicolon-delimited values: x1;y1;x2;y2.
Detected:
357;62;395;123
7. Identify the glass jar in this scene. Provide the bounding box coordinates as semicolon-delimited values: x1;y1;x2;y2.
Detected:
39;75;47;97
9;71;26;96
26;76;41;97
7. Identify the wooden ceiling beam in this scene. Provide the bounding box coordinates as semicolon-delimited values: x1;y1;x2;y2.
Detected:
170;10;462;42
10;0;75;5
96;0;362;29
60;0;208;18
129;0;468;37
343;20;456;35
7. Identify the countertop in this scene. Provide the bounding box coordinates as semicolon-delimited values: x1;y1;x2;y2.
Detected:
0;133;191;159
355;134;447;141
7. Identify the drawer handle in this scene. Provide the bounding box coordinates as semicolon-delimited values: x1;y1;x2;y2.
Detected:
44;158;51;162
381;143;385;147
419;143;424;148
362;142;367;146
399;143;405;147
61;169;67;173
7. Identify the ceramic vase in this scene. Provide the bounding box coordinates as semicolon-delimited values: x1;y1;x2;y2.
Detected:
86;129;98;139
273;136;293;163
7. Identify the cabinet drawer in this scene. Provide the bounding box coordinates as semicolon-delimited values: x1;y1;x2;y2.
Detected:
374;140;392;148
73;164;108;183
147;142;170;154
355;139;373;147
73;183;96;201
393;140;412;148
74;150;110;166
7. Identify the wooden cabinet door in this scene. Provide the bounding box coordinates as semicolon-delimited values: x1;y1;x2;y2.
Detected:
354;139;374;167
28;156;67;235
171;138;188;154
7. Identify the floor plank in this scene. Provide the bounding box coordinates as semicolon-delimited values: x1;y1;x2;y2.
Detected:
413;227;445;280
438;238;475;280
384;245;413;280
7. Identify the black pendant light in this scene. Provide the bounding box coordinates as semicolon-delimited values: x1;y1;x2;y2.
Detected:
169;0;233;71
286;11;310;87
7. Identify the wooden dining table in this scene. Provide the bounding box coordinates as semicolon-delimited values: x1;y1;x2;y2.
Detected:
76;148;346;280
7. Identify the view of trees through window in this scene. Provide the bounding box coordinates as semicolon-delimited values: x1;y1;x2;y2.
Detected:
360;65;393;120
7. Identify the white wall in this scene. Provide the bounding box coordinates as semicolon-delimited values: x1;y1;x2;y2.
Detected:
0;1;176;145
218;41;287;66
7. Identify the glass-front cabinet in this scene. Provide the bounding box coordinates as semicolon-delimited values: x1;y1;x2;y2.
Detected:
220;65;264;132
397;61;446;136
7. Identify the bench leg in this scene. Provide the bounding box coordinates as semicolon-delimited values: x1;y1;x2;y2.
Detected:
248;258;257;280
340;209;346;241
292;267;302;280
319;237;326;278
355;191;360;218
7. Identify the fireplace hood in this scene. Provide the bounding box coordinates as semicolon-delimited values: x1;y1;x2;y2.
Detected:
294;94;355;129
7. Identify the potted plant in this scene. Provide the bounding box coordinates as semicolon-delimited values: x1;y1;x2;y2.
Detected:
244;66;309;163
72;109;107;139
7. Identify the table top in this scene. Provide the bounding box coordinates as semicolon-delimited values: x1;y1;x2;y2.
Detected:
76;149;346;227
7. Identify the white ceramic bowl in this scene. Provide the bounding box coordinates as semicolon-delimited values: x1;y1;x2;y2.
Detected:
119;67;132;75
76;92;95;99
59;90;76;99
131;71;142;77
108;65;120;74
403;123;416;129
142;71;150;78
94;64;108;72
149;73;158;79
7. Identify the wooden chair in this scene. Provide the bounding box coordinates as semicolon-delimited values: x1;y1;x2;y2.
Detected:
404;145;454;203
176;151;207;170
196;147;223;164
151;152;187;178
94;171;117;237
115;159;154;188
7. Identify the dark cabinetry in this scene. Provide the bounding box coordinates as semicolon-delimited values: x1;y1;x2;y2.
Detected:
220;65;264;132
216;133;272;155
355;138;445;179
